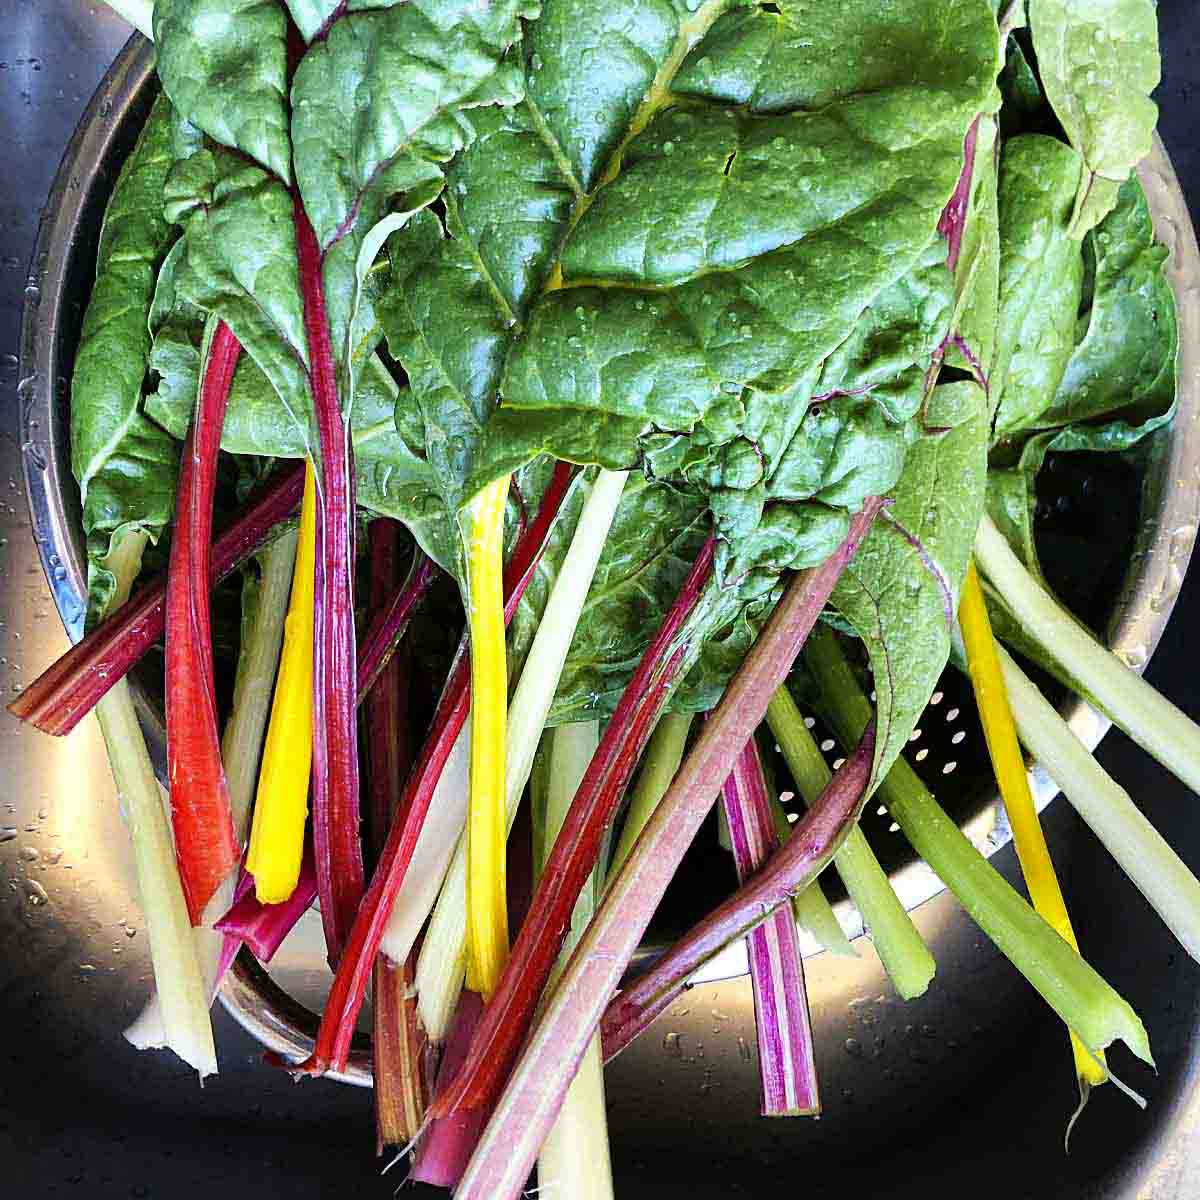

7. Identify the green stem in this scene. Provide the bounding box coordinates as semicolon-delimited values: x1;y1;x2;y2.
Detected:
766;684;933;996
994;641;1200;964
607;712;693;882
807;624;1152;1065
976;513;1200;798
101;528;216;1076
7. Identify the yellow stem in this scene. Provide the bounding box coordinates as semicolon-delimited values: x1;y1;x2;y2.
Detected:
959;561;1106;1088
463;474;511;997
245;458;317;904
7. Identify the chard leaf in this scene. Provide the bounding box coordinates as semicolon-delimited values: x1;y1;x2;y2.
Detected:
164;146;314;448
991;134;1083;439
945;115;1001;387
291;0;532;397
832;381;989;788
154;0;292;183
71;95;186;619
1037;175;1177;431
487;0;999;580
1027;0;1159;237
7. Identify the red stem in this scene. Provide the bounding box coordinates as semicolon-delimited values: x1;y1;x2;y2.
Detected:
601;726;874;1058
11;462;306;736
453;504;884;1200
216;845;318;962
278;463;575;1077
165;319;242;924
429;535;717;1121
409;992;487;1188
357;549;438;710
939;116;981;275
717;737;818;1116
294;199;363;964
366;518;428;1150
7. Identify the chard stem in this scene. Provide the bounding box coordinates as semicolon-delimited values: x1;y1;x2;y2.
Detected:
462;475;512;997
607;711;692;882
959;563;1106;1088
975;512;1200;797
165;318;240;924
414;468;629;1039
806;624;1153;1069
537;723;615;1200
995;641;1200;964
766;683;934;998
102;529;215;1076
245;460;316;904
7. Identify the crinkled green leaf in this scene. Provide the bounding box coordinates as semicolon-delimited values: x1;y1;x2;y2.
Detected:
833;381;989;789
946;116;1001;386
154;0;292;183
164;146;313;448
446;102;577;322
284;0;340;42
291;0;533;398
1028;0;1159;237
71;95;188;619
1037;175;1177;431
488;0;999;579
991;134;1083;439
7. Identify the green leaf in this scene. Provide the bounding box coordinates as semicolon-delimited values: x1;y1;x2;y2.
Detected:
1027;0;1159;237
154;0;292;183
548;473;709;722
291;0;532;397
283;0;340;42
164;146;313;448
487;0;999;578
445;102;577;322
832;381;989;789
945;115;1001;386
1037;175;1177;431
991;134;1083;438
70;95;185;618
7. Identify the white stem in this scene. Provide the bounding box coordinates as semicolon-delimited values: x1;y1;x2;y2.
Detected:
93;529;213;1075
976;512;1200;797
999;643;1200;963
538;724;614;1200
416;470;629;1038
127;533;297;1045
379;723;471;964
103;0;154;40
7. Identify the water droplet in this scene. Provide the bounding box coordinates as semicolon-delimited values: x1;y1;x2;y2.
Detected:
711;1009;729;1022
44;848;63;865
663;1031;683;1059
737;1036;751;1062
0;827;16;842
662;141;675;156
531;53;543;71
26;880;48;906
844;1037;864;1058
19;846;38;863
125;926;137;939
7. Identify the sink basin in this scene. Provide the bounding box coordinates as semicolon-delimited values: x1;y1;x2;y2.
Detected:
15;30;1200;1199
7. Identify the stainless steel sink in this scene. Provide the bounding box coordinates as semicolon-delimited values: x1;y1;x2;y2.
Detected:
5;8;1200;1198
